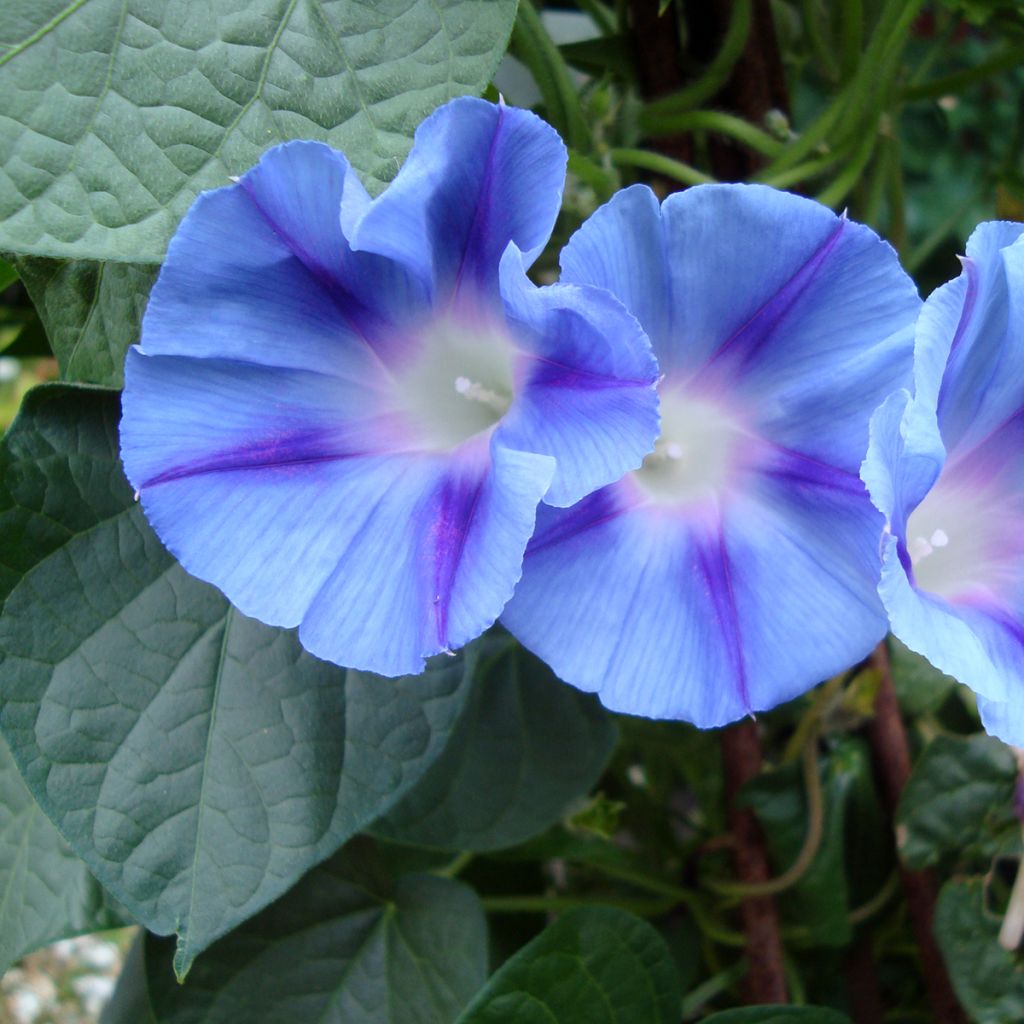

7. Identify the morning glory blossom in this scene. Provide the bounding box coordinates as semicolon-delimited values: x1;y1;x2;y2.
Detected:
501;184;921;727
861;222;1024;744
120;98;659;676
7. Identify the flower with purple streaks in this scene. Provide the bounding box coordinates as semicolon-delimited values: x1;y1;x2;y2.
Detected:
501;184;921;727
862;221;1024;744
120;98;659;676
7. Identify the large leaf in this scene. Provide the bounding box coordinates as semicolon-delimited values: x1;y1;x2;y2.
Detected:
146;842;488;1024
14;257;158;387
0;0;518;262
374;639;616;851
896;734;1019;871
0;384;476;975
701;1010;851;1024
889;638;959;717
455;907;680;1023
935;877;1024;1024
0;731;124;973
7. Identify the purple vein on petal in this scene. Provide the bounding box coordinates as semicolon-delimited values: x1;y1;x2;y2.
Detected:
237;177;403;366
140;431;379;488
695;523;751;715
698;217;846;378
431;471;487;648
448;103;504;301
760;443;867;494
525;487;633;557
526;351;655;390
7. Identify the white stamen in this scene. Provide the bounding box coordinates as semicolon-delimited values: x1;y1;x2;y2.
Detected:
931;528;949;548
664;442;683;461
453;376;509;414
909;536;934;562
454;376;472;394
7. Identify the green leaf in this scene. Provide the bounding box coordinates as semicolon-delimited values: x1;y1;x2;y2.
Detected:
896;734;1019;871
147;842;488;1024
14;258;158;387
374;640;616;851
455;906;680;1023
935;877;1024;1024
0;731;124;973
889;638;959;717
0;258;17;291
701;1009;852;1024
0;384;476;976
0;0;518;262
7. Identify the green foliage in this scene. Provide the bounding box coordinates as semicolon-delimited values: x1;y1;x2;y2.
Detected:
0;732;125;973
0;385;479;975
888;637;960;716
144;841;488;1023
455;907;680;1023
897;734;1020;871
14;259;158;387
935;877;1024;1023
374;639;616;851
0;0;517;262
702;1008;851;1024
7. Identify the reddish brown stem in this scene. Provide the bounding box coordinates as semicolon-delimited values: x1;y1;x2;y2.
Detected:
844;936;885;1024
721;719;789;1004
867;642;967;1024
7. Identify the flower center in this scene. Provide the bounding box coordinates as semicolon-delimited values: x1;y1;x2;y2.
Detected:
393;314;516;450
905;466;1024;601
632;390;748;505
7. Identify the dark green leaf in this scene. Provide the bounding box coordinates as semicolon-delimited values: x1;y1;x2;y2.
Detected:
0;731;124;973
455;906;680;1023
100;933;156;1024
15;258;158;387
0;384;476;975
374;640;616;851
889;638;959;717
701;1008;852;1024
0;258;17;291
935;877;1024;1024
897;734;1019;871
147;843;487;1024
0;0;518;262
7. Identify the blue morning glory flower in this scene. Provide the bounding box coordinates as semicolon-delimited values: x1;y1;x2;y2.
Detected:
120;98;659;677
861;221;1024;744
501;184;921;727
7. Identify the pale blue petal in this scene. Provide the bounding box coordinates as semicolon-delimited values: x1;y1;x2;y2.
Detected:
121;350;554;676
931;223;1024;452
345;98;566;301
140;141;426;376
503;467;887;727
977;696;1024;746
496;246;660;507
558;185;672;361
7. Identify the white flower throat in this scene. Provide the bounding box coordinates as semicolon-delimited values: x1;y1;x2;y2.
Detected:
633;390;748;505
393;316;516;450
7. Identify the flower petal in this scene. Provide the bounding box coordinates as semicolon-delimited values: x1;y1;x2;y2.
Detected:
345;97;567;301
140;141;426;376
503;471;886;727
977;695;1024;746
558;184;672;362
122;350;554;676
497;246;660;507
928;223;1024;452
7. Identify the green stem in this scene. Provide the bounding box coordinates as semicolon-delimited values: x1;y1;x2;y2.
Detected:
510;1;590;151
902;187;983;274
838;0;863;82
639;110;783;157
848;869;900;925
816;119;878;208
901;45;1024;102
642;0;753;117
680;960;749;1019
885;138;907;255
609;147;716;186
754;133;859;189
706;727;824;899
801;0;839;81
567;150;618;200
436;851;474;879
575;0;617;35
